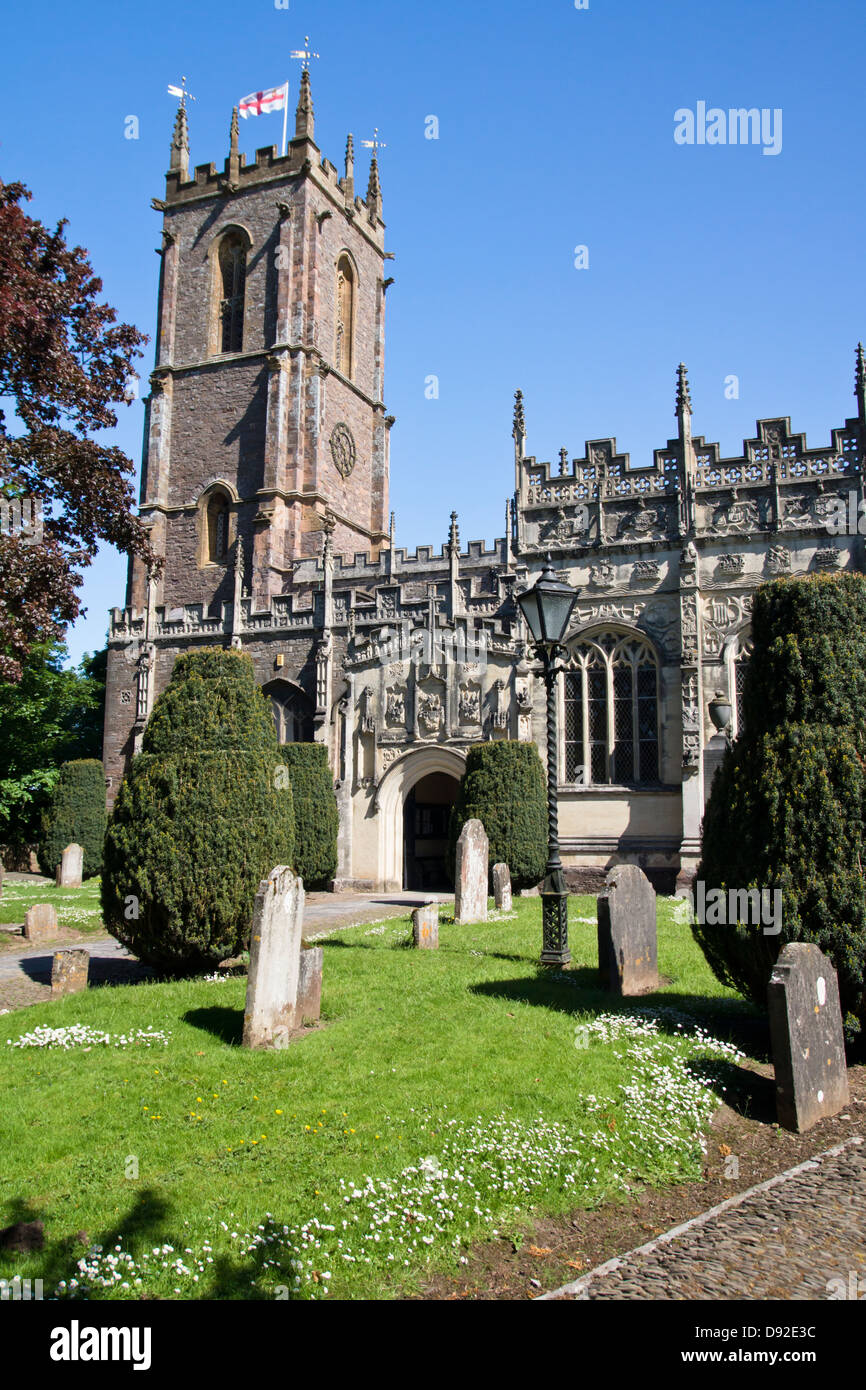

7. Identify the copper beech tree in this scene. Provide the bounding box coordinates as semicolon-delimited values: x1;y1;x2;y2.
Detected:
0;179;157;682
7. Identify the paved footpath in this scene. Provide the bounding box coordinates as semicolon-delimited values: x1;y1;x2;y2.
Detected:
0;890;448;999
543;1136;866;1301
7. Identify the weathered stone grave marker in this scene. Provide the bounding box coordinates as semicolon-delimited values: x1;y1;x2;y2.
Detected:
56;843;83;889
412;902;439;949
242;866;305;1049
768;942;849;1132
597;863;658;995
454;819;488;924
24;902;58;943
296;944;323;1024
51;948;90;997
492;863;512;912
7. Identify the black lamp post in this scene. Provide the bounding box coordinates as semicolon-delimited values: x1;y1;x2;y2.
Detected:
516;560;578;966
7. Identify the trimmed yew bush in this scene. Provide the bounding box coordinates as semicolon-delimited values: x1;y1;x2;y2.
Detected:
39;758;106;879
447;740;547;892
696;574;866;1041
279;742;338;889
102;648;295;974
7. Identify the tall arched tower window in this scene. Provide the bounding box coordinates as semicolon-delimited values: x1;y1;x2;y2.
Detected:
335;254;355;378
206;490;230;563
562;632;660;786
217;233;246;353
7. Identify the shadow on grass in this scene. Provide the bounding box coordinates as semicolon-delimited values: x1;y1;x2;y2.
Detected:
183;1006;243;1045
16;954;155;988
470;976;771;1061
3;1187;277;1301
1;1188;172;1298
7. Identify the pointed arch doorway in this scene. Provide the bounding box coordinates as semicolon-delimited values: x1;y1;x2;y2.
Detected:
375;747;466;892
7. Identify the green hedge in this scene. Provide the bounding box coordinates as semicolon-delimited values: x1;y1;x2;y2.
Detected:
696;574;866;1042
39;758;106;879
447;741;547;892
279;742;338;889
102;648;295;974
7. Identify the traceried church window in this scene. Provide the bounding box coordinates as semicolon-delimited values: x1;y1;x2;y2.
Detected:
218;233;246;353
264;681;313;744
563;633;659;786
206;491;230;563
335;254;355;378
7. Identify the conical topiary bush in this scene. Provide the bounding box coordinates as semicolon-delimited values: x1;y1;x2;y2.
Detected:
101;648;295;973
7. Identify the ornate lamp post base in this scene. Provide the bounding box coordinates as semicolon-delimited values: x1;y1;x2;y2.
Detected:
540;868;571;966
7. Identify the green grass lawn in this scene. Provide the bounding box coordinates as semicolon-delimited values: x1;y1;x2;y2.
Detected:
0;895;757;1300
0;877;104;935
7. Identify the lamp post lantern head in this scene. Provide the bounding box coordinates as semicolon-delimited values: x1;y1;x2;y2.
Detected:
516;560;577;652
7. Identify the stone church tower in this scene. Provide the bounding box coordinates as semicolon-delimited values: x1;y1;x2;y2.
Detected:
127;73;391;620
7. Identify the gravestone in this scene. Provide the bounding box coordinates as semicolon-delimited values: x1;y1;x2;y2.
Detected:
597;863;658;995
296;945;323;1024
492;863;512;912
0;861;4;899
51;948;90;997
768;942;849;1132
454;819;488;924
242;866;305;1049
412;902;439;949
56;843;83;889
24;902;58;942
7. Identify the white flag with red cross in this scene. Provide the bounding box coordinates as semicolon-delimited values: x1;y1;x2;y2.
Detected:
238;84;288;118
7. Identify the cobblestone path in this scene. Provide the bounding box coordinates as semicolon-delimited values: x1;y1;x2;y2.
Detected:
545;1137;866;1301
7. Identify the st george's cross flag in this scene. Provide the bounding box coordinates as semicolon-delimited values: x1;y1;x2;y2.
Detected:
238;84;288;118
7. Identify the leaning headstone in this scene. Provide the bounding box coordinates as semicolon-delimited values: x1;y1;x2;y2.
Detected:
597;863;658;995
412;903;439;949
454;819;488;924
56;843;83;889
296;945;323;1024
51;948;90;997
24;902;58;942
768;942;849;1133
492;863;512;912
242;866;305;1049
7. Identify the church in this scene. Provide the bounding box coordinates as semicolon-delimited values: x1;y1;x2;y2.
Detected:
102;76;866;894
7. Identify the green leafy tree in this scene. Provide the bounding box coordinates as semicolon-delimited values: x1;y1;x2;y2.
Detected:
39;758;107;879
447;741;547;892
0;640;105;857
102;648;295;974
695;573;866;1043
0;178;155;683
279;743;338;889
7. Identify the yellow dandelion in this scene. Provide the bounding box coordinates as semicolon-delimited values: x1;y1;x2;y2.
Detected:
275;1109;283;1115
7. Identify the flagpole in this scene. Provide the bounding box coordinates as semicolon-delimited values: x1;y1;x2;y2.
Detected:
281;81;289;156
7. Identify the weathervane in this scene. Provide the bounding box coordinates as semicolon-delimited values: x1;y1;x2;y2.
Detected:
167;76;196;108
361;128;387;155
290;36;320;70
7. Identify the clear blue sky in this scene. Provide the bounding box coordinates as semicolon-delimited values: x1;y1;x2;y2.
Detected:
2;0;864;664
